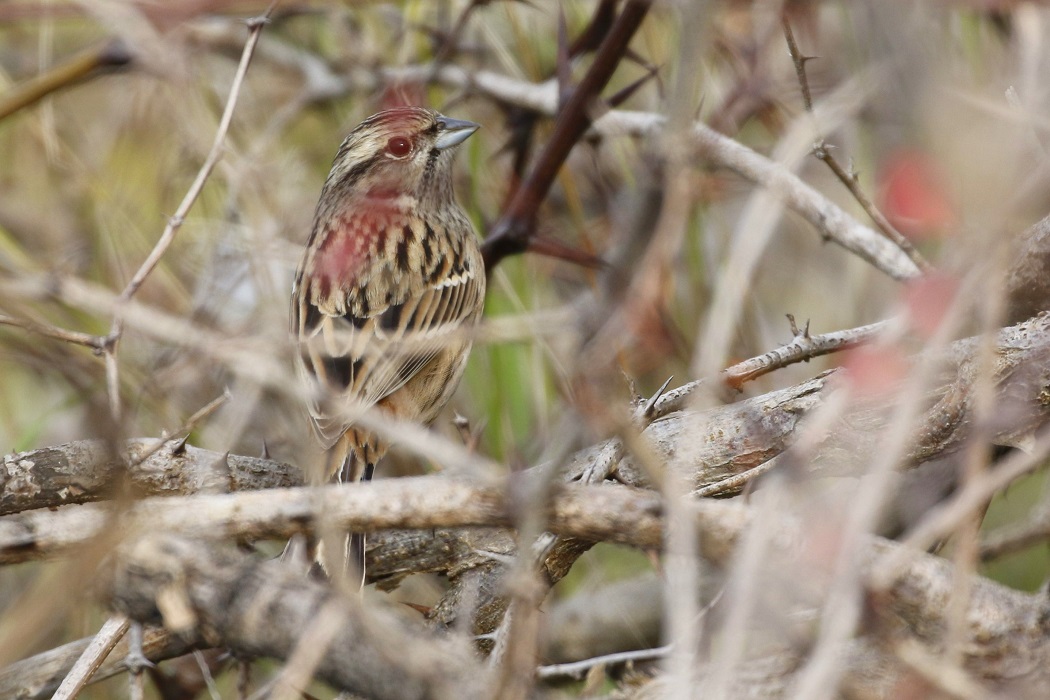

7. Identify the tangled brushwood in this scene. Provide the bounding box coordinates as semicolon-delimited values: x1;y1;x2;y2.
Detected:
3;2;1050;699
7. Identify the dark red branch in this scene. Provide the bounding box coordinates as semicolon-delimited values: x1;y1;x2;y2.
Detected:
481;0;652;270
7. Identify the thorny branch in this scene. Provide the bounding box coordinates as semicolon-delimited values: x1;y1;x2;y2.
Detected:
185;19;920;280
86;479;1050;698
106;535;491;700
2;312;1050;697
781;17;932;273
481;0;652;269
6;5;1050;699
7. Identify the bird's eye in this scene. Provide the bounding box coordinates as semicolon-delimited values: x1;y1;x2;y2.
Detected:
385;136;412;157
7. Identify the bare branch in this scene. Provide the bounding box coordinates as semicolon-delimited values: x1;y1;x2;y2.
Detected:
0;625;192;700
781;18;931;273
595;110;921;281
0;39;131;121
105;535;490;700
537;645;671;681
187;22;918;281
104;10;271;420
52;616;129;700
0;439;302;516
0;313;104;351
481;0;652;269
0;478;664;566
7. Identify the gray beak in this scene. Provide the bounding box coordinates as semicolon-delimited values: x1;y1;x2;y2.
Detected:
434;116;480;150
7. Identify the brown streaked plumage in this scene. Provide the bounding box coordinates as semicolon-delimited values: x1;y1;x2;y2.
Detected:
291;107;485;574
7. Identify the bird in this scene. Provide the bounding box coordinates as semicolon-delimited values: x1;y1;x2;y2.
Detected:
290;107;486;577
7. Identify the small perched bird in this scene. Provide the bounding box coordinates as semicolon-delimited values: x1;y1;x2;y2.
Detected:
291;107;485;575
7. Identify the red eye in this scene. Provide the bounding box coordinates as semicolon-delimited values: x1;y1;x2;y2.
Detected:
386;136;412;157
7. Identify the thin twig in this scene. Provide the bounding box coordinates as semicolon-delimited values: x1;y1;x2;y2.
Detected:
589;109;920;281
0;39;131;121
782;18;932;273
536;644;672;680
102;8;273;421
0;313;104;352
979;508;1050;561
177;26;919;279
191;650;223;700
651;319;887;420
116;389;231;478
52;616;130;700
490;421;585;700
892;638;987;700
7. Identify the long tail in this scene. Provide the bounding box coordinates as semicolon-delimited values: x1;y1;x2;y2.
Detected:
294;436;382;585
285;445;377;585
346;460;376;587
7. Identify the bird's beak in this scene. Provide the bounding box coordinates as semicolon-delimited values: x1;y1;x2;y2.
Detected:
434;116;480;150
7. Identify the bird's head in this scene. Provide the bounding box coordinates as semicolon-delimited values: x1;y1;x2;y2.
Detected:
321;107;479;211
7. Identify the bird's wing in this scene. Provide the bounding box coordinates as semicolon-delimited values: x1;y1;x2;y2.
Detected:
292;219;485;450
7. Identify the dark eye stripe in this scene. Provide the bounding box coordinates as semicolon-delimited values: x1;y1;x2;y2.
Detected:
335;152;381;190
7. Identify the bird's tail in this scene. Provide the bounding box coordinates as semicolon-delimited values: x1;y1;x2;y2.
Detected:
345;458;375;587
283;440;379;587
323;435;383;587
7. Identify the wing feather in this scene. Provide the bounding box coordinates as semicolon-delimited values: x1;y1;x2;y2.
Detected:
294;223;484;449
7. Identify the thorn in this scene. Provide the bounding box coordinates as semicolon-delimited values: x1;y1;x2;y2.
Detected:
623;48;659;76
260;440;270;460
643;376;674;418
803;319;811;339
170;435;188;456
401;601;433;616
452;412;475;451
620;370;640;401
606;63;660;108
787;313;800;336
